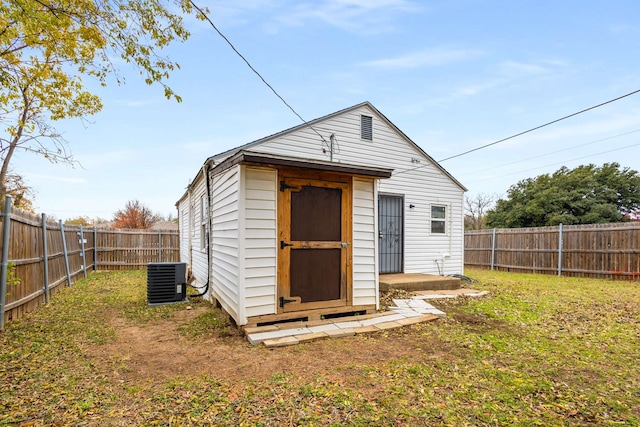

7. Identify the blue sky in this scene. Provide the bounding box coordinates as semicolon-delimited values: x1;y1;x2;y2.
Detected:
15;0;640;220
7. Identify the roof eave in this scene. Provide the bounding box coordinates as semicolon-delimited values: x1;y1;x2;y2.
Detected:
215;150;393;179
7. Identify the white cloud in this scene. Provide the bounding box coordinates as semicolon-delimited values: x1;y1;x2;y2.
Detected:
455;81;500;96
520;109;640;144
494;59;572;83
320;0;418;12
180;0;285;32
497;61;550;75
275;0;421;34
400;78;504;111
360;47;484;69
25;173;86;184
609;23;636;34
188;0;421;35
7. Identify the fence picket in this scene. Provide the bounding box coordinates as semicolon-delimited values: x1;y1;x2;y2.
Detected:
465;222;640;281
1;207;179;325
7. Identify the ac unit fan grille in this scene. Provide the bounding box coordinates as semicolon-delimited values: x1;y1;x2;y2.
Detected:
147;262;187;305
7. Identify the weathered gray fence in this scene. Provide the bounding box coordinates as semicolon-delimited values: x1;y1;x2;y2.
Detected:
465;222;640;280
0;202;179;327
95;228;179;270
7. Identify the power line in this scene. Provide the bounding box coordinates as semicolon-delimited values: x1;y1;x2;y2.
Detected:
394;129;640;178
471;141;640;184
455;128;640;178
188;1;328;143
438;88;640;162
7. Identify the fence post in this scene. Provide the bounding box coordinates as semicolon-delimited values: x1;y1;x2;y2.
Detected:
158;229;162;262
93;227;98;271
59;220;72;287
79;226;87;279
42;214;50;303
0;196;12;330
558;223;563;276
490;228;496;270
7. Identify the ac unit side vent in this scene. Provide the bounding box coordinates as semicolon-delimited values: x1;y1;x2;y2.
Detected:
147;262;187;305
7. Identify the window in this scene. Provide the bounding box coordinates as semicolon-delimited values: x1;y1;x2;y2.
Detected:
361;115;373;140
431;205;446;234
200;195;208;250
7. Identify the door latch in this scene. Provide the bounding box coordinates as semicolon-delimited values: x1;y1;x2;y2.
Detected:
280;240;293;249
279;296;297;307
280;181;296;192
341;242;350;248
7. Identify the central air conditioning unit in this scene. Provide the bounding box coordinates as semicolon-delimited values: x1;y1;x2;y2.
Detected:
147;262;187;305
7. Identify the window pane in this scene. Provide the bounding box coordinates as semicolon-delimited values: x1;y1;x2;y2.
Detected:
291;186;342;241
201;196;207;223
431;220;445;234
431;205;446;219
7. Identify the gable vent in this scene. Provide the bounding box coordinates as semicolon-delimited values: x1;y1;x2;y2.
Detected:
361;115;373;140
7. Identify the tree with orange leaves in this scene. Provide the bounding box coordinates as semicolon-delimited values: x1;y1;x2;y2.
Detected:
112;200;160;230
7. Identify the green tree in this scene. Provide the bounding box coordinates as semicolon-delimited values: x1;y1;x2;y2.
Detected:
65;216;92;226
486;163;640;228
0;0;201;204
64;216;109;226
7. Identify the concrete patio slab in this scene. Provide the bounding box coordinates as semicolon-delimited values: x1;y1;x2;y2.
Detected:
380;273;460;291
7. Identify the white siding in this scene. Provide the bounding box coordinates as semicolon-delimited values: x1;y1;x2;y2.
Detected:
177;194;190;265
176;173;209;291
247;104;465;276
241;166;278;320
352;178;377;306
189;176;209;291
180;103;464;324
210;165;240;321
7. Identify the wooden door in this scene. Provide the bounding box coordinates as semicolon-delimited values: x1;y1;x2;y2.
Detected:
278;177;351;312
378;194;404;273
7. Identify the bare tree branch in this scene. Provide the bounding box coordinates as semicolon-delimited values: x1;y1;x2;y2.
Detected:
464;193;498;230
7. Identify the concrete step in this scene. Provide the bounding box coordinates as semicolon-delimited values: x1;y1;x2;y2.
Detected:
379;273;460;292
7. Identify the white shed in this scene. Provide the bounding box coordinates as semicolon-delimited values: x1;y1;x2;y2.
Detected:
176;102;466;326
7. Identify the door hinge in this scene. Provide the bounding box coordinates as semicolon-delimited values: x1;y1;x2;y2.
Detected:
280;240;293;249
279;296;297;307
280;181;296;192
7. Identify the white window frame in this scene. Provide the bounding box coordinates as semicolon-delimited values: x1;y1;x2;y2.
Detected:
430;204;447;235
200;195;208;250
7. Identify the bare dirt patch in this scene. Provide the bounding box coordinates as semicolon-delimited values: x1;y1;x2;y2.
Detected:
89;305;455;386
437;300;514;334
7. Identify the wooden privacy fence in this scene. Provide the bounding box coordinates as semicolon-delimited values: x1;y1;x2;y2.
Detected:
96;228;179;269
465;222;640;280
0;200;179;328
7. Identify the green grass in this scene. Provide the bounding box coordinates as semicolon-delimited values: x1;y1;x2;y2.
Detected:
1;268;639;426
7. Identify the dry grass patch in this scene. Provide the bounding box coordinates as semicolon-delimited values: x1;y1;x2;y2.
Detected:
1;269;639;426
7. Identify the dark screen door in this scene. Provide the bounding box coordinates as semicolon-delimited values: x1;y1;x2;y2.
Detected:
278;178;349;312
379;194;404;274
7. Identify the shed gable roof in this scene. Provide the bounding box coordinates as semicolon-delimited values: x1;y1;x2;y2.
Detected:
207;101;466;192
